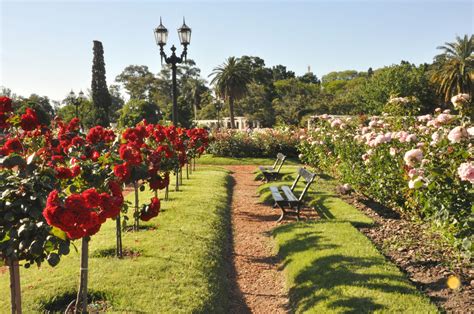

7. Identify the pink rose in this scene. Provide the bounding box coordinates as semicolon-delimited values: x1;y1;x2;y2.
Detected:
457;162;474;183
403;149;423;167
447;126;468;143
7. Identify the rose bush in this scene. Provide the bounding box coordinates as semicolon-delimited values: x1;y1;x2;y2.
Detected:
208;128;302;158
299;94;473;257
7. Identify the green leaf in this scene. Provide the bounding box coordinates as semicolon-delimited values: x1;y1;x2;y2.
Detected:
46;253;60;267
50;227;67;241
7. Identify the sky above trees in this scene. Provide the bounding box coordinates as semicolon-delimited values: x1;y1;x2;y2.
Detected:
1;0;472;101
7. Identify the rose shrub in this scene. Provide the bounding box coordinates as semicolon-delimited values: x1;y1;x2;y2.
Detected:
208;128;302;158
299;95;473;256
0;97;70;268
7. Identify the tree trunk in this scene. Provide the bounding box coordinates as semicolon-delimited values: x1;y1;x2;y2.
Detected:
133;181;139;231
175;167;179;192
115;215;123;258
229;95;236;129
165;185;169;201
75;236;89;314
186;163;189;179
8;258;22;314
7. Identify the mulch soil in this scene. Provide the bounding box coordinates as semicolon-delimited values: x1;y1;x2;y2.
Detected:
339;193;473;313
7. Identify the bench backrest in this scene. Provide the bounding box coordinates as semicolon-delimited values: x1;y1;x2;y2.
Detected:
273;153;287;173
290;167;316;202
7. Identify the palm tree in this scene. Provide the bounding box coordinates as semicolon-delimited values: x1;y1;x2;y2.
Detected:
431;35;474;102
209;57;250;128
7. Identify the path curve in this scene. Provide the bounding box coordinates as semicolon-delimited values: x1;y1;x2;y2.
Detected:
226;165;289;313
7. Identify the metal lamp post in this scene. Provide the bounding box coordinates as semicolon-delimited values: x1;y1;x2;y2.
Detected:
154;17;192;126
67;90;86;120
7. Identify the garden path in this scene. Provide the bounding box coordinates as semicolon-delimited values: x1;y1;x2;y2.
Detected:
225;165;289;314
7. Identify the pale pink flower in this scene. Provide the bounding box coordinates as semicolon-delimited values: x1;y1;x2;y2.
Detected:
298;154;304;160
361;127;370;134
320;114;329;120
406;134;417;143
417;114;432;122
416;142;425;148
436;113;453;125
331;119;342;128
467;127;474;137
443;109;451;114
389;147;397;156
404;149;423;167
457;162;474;183
447;126;468;143
435;108;442;113
451;93;470;109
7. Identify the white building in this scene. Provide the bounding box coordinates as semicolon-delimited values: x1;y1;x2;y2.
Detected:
195;116;261;130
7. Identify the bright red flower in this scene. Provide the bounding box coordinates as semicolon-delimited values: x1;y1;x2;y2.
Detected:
86;126;104;144
20;108;39;131
82;188;101;208
114;163;130;181
140;197;160;221
0;113;9;129
3;138;23;154
0;97;13;113
65;194;87;211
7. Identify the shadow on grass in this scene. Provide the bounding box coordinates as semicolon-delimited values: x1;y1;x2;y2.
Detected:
273;223;424;313
39;290;111;312
91;247;143;258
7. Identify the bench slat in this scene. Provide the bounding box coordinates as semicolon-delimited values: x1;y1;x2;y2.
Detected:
269;186;285;203
259;166;275;172
281;185;298;202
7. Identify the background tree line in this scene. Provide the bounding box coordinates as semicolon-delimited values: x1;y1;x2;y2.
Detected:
2;34;472;128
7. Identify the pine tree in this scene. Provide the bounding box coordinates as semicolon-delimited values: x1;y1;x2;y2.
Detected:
91;40;111;126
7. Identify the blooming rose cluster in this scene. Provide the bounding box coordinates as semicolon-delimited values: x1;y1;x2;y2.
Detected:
140;197;161;221
43;182;123;239
0;96;13;129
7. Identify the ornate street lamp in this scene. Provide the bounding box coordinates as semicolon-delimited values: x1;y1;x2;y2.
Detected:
154;17;191;126
67;90;86;120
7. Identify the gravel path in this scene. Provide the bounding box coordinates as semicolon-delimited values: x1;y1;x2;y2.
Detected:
226;165;289;314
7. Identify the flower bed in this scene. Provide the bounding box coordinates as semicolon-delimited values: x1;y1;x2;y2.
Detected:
298;96;473;256
207;128;303;158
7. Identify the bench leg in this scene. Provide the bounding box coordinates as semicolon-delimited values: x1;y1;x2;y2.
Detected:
277;208;286;223
275;203;286;223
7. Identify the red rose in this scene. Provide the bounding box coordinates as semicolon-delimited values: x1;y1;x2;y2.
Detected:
20;108;39;131
86;126;104;144
66;228;86;240
140;197;160;221
3;138;23;154
0;97;13;113
43;205;62;227
108;181;122;197
91;151;100;161
82;188;101;208
46;190;61;207
113;163;130;181
71;136;85;147
0;113;9;129
65;194;87;211
55;167;74;179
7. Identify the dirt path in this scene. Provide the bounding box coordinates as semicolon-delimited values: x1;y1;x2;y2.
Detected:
226;165;289;314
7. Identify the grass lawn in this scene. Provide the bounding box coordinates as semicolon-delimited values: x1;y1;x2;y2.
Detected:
198;154;299;166
258;168;438;313
0;167;232;313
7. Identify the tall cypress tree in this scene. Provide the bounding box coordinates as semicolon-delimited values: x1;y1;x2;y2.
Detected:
91;40;111;126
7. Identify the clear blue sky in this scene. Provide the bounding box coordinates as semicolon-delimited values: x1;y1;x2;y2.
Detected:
1;0;473;102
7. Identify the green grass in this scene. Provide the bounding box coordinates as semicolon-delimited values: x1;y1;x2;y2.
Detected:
0;167;232;313
258;167;438;313
198;154;299;166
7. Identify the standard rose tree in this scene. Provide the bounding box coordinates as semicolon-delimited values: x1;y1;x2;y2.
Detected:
0;97;70;314
43;121;123;313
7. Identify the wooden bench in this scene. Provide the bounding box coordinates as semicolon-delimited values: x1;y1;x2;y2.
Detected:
269;167;316;222
259;153;286;182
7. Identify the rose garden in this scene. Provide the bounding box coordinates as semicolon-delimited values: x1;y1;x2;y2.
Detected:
0;12;473;313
